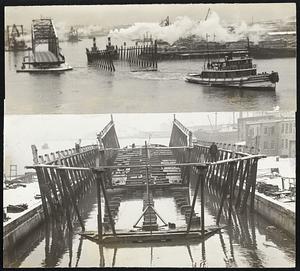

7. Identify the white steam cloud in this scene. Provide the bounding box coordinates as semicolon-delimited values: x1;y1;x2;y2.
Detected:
109;11;267;45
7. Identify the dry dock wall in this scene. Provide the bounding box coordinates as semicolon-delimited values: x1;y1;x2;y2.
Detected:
251;192;295;236
3;204;45;251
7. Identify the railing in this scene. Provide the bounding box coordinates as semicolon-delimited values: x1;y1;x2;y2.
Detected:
196;140;260;155
169;118;265;223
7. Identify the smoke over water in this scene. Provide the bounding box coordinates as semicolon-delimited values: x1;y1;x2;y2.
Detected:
110;11;266;45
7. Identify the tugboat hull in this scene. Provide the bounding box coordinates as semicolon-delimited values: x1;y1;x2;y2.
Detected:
185;74;276;90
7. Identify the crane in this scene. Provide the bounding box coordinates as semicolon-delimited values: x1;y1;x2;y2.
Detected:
207;114;214;130
204;8;211;21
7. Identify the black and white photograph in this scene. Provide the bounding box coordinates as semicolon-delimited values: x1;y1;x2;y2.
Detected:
3;2;297;269
4;3;296;113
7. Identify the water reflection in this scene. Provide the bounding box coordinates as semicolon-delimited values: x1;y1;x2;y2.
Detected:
4;173;295;267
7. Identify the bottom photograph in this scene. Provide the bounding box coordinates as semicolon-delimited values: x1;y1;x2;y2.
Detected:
3;111;295;268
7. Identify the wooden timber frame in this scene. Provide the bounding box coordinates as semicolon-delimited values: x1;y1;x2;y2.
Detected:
169;116;266;225
196;139;260;156
26;117;120;231
26;115;264;239
169;114;194;186
31;18;61;60
86;37;158;72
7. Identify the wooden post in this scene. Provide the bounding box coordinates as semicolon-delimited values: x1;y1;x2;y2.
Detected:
95;170;103;240
249;158;258;212
99;170;116;236
227;162;237;223
216;161;234;225
200;166;206;237
35;167;49;219
240;159;254;213
187;166;206;233
59;169;73;231
235;159;250;209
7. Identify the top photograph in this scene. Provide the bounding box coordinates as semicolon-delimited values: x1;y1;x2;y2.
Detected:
4;3;296;114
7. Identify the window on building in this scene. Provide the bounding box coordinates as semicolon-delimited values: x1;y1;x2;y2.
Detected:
271;126;274;135
281;123;284;133
271;141;275;149
289;123;292;133
285;123;289;133
285;139;288;149
264;127;268;135
281;139;284;148
264;141;268;149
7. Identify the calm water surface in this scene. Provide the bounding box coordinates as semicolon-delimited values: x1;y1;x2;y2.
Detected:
4;173;295;268
5;38;296;114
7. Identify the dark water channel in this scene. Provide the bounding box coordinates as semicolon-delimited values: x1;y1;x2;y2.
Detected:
4;173;295;268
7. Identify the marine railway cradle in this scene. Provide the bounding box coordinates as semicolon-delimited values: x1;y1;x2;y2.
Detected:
3;115;295;252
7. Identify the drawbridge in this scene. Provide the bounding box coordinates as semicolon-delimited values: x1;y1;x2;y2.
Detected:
26;115;265;245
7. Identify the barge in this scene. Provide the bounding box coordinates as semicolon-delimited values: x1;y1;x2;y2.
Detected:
17;19;73;73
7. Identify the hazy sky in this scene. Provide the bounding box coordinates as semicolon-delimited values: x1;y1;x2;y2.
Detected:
5;3;295;28
4;112;240;142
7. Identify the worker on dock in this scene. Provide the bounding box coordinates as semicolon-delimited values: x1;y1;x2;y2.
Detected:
75;139;81;153
209;142;218;162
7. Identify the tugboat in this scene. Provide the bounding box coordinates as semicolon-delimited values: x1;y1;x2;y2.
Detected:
86;37;119;63
67;26;81;42
185;53;279;90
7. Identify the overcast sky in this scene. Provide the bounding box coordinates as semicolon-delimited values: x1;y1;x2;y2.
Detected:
4;112;244;145
5;3;295;28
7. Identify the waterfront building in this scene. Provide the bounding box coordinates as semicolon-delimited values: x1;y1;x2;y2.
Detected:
238;113;295;157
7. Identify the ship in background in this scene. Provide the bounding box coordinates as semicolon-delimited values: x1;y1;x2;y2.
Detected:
248;31;296;58
155;13;296;59
5;24;29;51
67;26;81;42
160;16;170;27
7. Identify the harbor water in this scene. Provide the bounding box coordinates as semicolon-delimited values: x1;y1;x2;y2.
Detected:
5;38;296;114
3;171;295;268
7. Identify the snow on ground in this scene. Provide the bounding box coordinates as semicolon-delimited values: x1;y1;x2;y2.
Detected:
257;156;295;189
3;181;41;223
257;156;295;212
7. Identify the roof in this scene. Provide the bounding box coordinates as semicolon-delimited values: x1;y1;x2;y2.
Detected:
268;31;296;35
246;118;295;125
